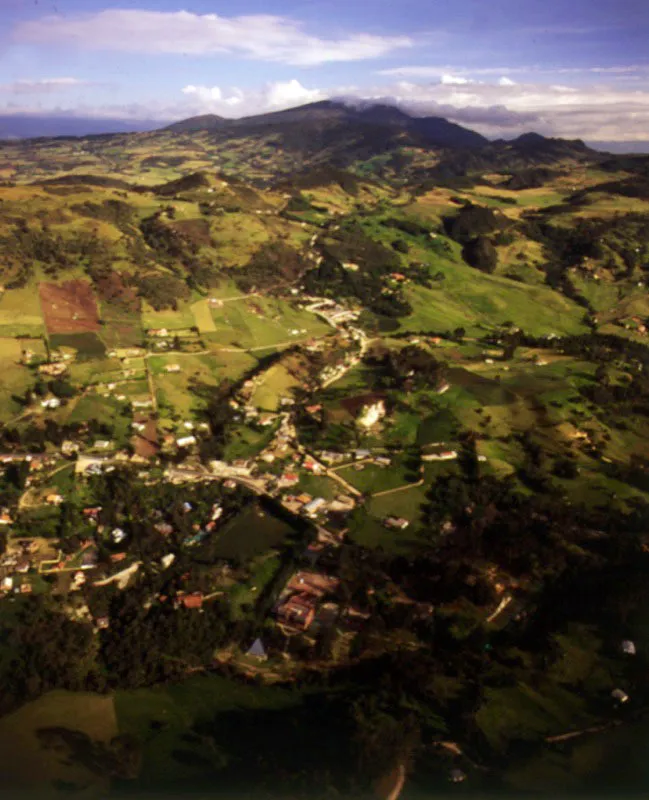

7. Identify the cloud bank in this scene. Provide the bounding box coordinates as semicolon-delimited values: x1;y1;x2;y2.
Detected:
15;9;413;66
2;73;649;143
0;77;90;94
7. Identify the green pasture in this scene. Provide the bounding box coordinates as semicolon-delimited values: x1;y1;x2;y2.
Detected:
250;362;299;411
0;691;117;797
0;286;45;337
211;504;295;562
142;301;196;331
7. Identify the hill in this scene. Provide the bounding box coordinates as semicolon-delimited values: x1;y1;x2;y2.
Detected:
0;101;600;188
167;99;488;150
164;113;226;133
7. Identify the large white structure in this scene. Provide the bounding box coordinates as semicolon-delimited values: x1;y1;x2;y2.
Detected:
357;400;386;429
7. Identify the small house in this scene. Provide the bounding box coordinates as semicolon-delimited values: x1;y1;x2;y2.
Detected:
246;638;268;660
181;592;204;610
303;497;327;517
111;528;127;544
449;769;467;784
384;516;409;531
612;688;630;704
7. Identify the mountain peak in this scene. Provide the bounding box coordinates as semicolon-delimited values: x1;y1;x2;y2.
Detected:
165;113;226;133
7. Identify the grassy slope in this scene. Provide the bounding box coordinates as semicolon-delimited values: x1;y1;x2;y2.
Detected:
0;691;117;796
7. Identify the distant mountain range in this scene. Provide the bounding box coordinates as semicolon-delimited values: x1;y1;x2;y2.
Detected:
164;100;490;150
1;102;647;177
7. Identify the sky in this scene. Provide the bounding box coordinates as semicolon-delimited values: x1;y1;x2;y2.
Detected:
1;0;649;142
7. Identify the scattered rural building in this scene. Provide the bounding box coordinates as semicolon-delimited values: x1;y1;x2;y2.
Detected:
278;472;299;488
449;769;467;784
384;516;410;530
179;592;204;610
276;594;316;630
38;362;67;377
422;450;458;462
111;528;127;544
41;398;61;410
612;688;630;704
246;638;268;660
303;497;327;517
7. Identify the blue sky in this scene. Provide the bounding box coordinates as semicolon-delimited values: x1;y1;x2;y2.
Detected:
1;0;649;141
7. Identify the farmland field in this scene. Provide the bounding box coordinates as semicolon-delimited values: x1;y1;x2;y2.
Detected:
141;301;196;331
49;331;107;359
0;286;45;336
191;298;217;333
39;280;100;334
0;345;35;421
250;362;300;410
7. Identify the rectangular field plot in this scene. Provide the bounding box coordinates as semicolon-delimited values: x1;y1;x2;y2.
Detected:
206;296;330;350
0;341;34;421
39;280;100;335
191;298;217;333
49;332;106;359
0;286;45;337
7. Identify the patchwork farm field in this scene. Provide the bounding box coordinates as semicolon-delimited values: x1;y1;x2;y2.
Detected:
39;280;100;335
0;286;45;337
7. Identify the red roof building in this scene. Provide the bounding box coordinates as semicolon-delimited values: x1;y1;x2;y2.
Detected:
181;592;204;610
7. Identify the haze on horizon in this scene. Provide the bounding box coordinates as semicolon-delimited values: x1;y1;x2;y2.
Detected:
1;0;648;148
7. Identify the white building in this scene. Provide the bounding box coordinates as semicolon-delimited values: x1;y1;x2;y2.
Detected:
303;497;327;517
357;400;386;429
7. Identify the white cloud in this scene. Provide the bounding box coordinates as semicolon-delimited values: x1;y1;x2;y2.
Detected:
440;74;471;85
4;73;649;143
498;77;516;86
182;85;223;102
379;63;649;80
0;77;89;94
265;79;323;107
181;80;324;116
15;9;413;66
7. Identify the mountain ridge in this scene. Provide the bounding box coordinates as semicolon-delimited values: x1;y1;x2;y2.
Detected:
165;100;489;150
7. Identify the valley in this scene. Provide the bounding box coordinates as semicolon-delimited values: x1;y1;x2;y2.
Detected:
0;102;648;798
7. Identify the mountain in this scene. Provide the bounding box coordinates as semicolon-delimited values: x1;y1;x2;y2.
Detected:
0;100;601;188
509;131;591;158
164;100;488;151
164;113;226;133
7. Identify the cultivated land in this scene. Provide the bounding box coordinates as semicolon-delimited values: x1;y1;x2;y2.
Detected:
0;104;648;798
